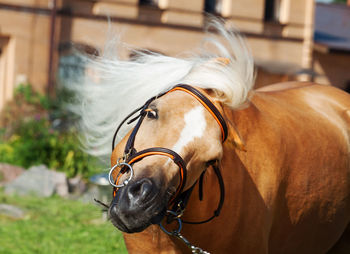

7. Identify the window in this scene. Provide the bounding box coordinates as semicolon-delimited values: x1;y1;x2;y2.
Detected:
204;0;222;15
265;0;279;22
57;43;98;86
139;0;158;6
264;0;289;24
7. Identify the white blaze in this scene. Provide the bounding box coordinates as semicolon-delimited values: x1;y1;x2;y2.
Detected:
172;106;207;154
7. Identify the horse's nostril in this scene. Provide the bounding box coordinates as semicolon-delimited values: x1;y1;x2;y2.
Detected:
128;178;154;202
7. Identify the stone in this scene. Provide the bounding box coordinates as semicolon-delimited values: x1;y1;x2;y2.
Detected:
80;185;100;204
0;163;25;186
4;165;68;197
79;183;112;205
68;175;87;195
54;171;69;197
0;204;26;219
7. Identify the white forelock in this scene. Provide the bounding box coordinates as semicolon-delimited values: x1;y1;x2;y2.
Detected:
66;20;255;158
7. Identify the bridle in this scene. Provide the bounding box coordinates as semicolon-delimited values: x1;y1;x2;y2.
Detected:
108;84;227;253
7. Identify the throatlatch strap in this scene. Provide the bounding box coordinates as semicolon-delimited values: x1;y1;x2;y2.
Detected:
198;170;206;201
181;162;225;225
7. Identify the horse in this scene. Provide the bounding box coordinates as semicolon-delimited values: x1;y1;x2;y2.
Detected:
68;21;350;253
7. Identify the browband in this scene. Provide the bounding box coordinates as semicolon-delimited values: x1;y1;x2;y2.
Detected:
168;85;228;142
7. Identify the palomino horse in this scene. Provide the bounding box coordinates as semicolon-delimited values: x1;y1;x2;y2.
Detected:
69;21;350;253
108;82;350;254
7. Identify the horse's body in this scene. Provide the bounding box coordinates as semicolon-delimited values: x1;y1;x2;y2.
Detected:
121;82;350;254
67;20;350;253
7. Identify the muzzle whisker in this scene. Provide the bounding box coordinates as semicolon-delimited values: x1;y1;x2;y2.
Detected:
94;198;110;209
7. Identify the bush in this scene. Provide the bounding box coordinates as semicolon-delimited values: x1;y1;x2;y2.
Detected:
0;84;49;138
0;84;103;178
14;83;50;109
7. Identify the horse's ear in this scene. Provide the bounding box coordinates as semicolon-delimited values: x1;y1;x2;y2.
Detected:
226;120;247;152
201;84;245;151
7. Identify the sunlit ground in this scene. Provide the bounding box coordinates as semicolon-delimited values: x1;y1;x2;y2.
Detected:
0;190;127;254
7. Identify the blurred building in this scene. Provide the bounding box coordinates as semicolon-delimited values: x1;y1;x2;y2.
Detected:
313;2;350;91
0;0;322;111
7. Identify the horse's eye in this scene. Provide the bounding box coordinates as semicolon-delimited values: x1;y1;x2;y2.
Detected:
146;110;158;119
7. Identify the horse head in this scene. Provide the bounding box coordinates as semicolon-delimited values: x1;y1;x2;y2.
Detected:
65;21;255;246
108;85;233;233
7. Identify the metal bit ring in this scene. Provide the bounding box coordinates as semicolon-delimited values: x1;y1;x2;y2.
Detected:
108;162;134;188
159;210;183;235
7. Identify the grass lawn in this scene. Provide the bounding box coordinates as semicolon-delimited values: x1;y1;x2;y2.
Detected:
0;190;128;254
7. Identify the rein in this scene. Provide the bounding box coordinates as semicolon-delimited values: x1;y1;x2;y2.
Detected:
109;84;227;253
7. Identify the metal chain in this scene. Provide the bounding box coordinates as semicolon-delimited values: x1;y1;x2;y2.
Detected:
159;211;210;254
172;231;210;254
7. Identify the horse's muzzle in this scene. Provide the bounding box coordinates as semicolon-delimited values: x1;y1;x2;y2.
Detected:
109;177;167;233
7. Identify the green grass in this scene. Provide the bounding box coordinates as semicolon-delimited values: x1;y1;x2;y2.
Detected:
0;190;128;254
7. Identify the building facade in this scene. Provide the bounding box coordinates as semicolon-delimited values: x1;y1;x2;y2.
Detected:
313;2;350;91
0;0;316;111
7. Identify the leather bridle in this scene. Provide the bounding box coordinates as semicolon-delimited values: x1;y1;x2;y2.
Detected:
109;84;227;224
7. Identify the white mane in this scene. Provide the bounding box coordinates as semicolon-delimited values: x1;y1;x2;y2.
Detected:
66;20;255;158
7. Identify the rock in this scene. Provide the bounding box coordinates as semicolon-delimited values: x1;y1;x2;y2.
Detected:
0;204;26;219
79;184;112;205
0;163;25;186
68;175;87;195
89;173;109;186
80;185;100;204
4;165;69;197
54;170;69;197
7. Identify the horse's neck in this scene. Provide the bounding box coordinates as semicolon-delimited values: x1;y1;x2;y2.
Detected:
176;101;276;252
179;101;260;220
123;225;186;253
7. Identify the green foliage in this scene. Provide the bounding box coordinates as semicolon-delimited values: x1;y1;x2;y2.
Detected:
0;118;100;178
14;84;51;110
0;191;127;254
0;84;103;178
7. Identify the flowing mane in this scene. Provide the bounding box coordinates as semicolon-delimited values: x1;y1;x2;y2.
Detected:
67;20;255;158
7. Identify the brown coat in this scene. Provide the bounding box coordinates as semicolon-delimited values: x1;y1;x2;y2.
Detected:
116;82;350;253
